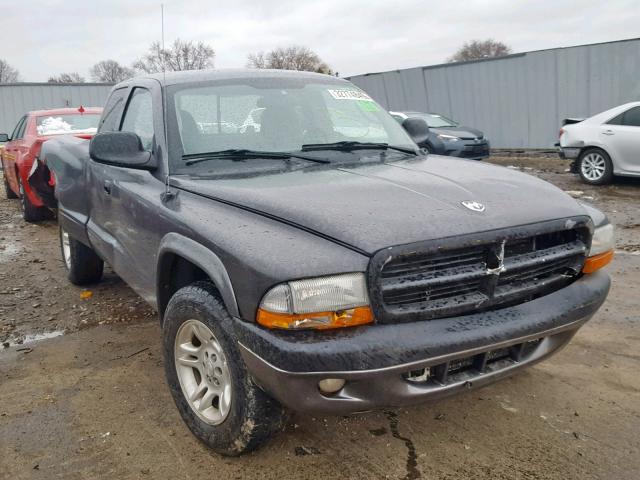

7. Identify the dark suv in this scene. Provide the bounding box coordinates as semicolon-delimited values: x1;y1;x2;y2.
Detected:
390;111;490;159
40;69;612;456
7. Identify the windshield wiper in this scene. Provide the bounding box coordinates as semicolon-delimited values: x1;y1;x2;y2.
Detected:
183;149;330;166
301;141;418;155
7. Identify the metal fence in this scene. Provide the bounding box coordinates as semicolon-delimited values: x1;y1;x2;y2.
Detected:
347;38;640;148
0;83;113;135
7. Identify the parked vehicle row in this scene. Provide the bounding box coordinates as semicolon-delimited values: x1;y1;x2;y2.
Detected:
557;101;640;185
0;107;102;221
33;69;612;456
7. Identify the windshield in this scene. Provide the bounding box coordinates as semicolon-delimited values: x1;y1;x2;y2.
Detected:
168;79;416;171
36;114;100;136
412;113;458;128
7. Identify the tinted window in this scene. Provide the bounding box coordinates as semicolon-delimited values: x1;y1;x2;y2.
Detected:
120;88;154;151
607;112;625;125
10;116;26;140
412;113;457;128
99;88;128;133
622;107;640;127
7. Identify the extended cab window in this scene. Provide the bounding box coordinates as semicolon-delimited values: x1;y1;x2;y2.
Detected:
120;88;154;151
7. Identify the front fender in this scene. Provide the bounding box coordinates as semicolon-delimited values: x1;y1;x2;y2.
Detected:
157;232;239;318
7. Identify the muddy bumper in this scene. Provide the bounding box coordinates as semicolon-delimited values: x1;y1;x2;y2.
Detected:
233;271;610;414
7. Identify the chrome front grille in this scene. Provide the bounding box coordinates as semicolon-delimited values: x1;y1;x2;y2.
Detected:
368;218;591;323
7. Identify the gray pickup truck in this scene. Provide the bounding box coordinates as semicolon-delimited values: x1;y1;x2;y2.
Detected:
40;69;613;456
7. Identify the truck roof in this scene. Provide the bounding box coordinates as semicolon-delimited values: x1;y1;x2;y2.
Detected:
120;68;346;87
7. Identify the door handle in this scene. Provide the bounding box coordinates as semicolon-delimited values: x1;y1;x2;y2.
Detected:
103;180;112;194
602;130;615;136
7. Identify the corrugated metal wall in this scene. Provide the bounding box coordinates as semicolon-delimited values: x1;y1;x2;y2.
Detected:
0;83;113;134
347;38;640;148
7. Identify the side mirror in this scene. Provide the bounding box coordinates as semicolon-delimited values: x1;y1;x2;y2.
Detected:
401;118;430;146
89;131;155;169
0;133;9;143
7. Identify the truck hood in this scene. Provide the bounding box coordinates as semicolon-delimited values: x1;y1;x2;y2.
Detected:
172;156;588;254
431;126;484;140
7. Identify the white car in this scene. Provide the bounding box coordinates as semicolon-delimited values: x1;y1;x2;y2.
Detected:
559;102;640;185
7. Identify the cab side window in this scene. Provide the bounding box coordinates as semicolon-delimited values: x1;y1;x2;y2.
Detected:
98;88;128;133
120;88;154;151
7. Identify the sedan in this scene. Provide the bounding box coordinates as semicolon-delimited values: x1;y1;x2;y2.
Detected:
390;111;490;160
558;102;640;185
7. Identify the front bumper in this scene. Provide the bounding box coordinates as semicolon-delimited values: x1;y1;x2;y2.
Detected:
446;140;490;160
234;271;610;414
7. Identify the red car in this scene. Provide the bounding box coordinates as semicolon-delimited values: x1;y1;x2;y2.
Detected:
1;106;102;221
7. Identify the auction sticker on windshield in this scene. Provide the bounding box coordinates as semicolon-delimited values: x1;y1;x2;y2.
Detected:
328;89;374;101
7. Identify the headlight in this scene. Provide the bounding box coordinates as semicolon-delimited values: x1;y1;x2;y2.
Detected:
583;223;615;273
257;273;374;330
437;134;460;142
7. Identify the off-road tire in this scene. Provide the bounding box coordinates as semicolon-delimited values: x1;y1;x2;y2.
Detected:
59;226;104;285
163;281;286;456
19;176;50;222
578;148;614;185
2;167;18;199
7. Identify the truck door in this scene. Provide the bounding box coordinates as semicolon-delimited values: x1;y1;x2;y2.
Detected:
86;88;129;267
601;106;640;174
91;85;166;302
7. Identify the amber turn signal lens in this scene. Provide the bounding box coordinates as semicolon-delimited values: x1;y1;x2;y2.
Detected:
583;249;614;274
257;306;374;330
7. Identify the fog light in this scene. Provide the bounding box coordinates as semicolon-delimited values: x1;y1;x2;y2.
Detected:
318;378;345;394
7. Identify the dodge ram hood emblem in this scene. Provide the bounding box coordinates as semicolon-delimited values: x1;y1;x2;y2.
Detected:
462;200;486;212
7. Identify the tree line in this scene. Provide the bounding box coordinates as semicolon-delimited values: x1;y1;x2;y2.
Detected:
0;38;512;84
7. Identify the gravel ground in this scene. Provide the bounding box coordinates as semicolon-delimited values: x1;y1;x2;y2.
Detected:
0;160;639;479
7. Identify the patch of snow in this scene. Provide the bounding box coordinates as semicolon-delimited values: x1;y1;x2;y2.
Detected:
564;190;585;198
6;330;65;347
37;117;97;136
0;243;21;263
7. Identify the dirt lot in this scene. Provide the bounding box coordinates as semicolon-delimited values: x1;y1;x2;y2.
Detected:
1;157;639;480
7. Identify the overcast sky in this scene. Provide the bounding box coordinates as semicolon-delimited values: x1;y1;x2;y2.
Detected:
1;0;638;82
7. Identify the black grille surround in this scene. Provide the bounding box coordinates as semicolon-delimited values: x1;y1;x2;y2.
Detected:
367;217;593;324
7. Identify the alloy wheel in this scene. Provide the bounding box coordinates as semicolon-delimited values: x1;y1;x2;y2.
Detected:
174;319;232;425
581;152;606;181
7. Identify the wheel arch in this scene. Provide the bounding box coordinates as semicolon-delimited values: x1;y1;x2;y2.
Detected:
156;233;240;322
579;144;614;163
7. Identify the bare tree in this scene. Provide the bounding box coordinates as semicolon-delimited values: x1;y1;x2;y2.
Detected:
448;39;512;63
133;39;215;73
247;46;333;74
90;60;134;83
0;59;20;83
48;72;86;83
